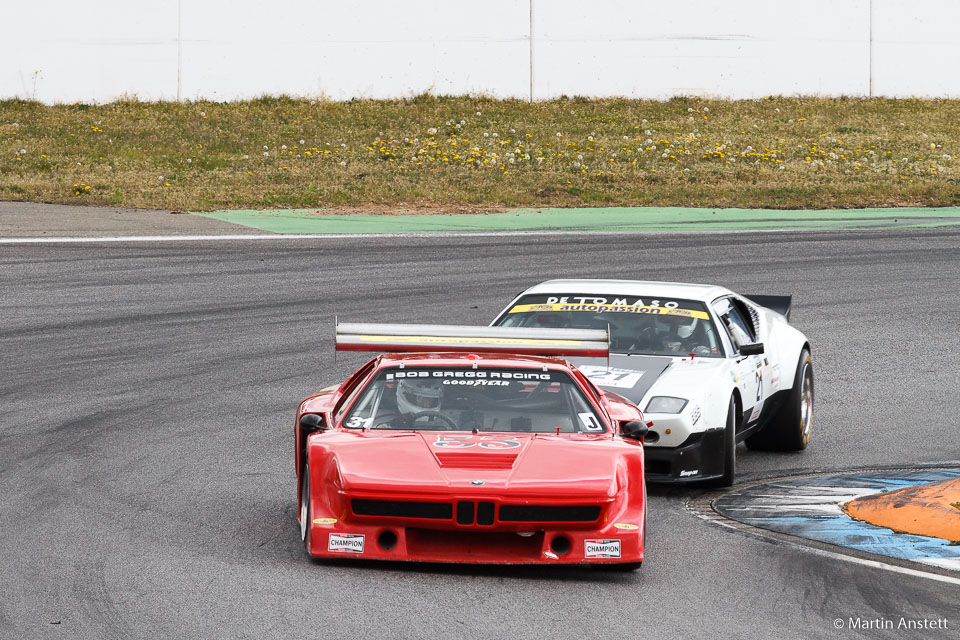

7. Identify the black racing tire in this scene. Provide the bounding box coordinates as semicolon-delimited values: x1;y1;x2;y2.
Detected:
745;349;813;452
300;464;312;555
707;396;737;488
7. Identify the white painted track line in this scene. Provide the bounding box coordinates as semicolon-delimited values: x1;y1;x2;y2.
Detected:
0;227;905;244
0;232;651;243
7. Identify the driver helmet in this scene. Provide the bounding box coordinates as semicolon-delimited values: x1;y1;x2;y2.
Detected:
397;379;444;414
533;312;565;328
655;314;698;352
654;313;698;339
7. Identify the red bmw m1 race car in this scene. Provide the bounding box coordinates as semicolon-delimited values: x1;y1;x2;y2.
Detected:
294;324;649;569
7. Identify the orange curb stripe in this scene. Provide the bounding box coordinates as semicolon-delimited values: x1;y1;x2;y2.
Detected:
843;478;960;542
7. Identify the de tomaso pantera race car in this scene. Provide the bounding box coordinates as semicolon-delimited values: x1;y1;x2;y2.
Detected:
493;280;814;487
295;323;648;568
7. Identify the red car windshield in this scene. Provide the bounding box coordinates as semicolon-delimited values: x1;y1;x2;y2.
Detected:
342;367;607;433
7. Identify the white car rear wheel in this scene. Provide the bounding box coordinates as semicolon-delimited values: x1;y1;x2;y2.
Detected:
745;349;813;451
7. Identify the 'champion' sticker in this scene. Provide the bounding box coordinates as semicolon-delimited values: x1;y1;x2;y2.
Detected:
328;533;365;553
584;539;621;558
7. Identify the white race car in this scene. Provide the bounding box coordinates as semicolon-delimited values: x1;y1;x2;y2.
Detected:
492;280;813;486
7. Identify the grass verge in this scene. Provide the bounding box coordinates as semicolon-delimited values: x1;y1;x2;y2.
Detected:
2;95;960;211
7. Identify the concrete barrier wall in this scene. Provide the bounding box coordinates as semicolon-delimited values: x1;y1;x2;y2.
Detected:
4;1;959;103
532;2;870;99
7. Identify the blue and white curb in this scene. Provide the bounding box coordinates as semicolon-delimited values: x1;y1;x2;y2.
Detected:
713;469;960;571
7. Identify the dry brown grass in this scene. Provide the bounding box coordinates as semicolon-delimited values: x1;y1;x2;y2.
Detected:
2;95;959;211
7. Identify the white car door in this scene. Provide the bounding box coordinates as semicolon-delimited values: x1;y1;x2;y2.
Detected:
712;297;765;424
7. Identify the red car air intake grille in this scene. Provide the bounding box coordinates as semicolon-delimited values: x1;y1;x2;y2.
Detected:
406;528;545;559
435;452;518;470
351;499;452;520
498;505;602;522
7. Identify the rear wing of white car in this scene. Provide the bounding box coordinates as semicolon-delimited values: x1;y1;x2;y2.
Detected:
335;322;609;358
744;294;792;321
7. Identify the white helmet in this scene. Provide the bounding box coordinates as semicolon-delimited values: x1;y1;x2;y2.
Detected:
397;379;444;414
655;314;698;339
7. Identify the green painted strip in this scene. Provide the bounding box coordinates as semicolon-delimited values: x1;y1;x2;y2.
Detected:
192;206;960;234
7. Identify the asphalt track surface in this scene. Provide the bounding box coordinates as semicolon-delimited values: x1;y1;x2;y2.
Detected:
3;228;960;639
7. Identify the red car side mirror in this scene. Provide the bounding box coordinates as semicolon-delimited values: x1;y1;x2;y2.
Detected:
621;420;649;441
300;413;326;432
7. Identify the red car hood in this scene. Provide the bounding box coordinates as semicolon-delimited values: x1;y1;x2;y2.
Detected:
329;431;624;500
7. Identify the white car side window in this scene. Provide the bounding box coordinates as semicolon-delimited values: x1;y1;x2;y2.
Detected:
713;298;753;351
725;317;752;348
712;298;732;316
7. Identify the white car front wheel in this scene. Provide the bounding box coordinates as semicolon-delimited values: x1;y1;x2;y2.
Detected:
708;395;737;488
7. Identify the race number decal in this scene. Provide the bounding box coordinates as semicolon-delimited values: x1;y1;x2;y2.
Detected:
578;366;644;390
477;436;523;449
578;412;604;432
433;434;476;448
434;435;521;449
748;371;764;422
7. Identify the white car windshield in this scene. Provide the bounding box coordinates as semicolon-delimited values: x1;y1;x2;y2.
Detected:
496;294;722;357
342;367;607;433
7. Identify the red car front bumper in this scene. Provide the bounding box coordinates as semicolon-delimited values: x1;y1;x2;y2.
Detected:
304;517;644;566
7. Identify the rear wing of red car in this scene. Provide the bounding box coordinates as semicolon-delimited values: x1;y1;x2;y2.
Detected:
335;322;609;358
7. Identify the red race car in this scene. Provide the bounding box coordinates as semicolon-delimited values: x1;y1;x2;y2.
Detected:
295;323;649;568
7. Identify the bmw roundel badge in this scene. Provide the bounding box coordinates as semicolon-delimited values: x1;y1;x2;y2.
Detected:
471;479;485;486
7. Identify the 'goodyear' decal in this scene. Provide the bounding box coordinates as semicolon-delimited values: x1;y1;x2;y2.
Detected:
312;517;337;525
613;523;640;530
508;303;709;320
